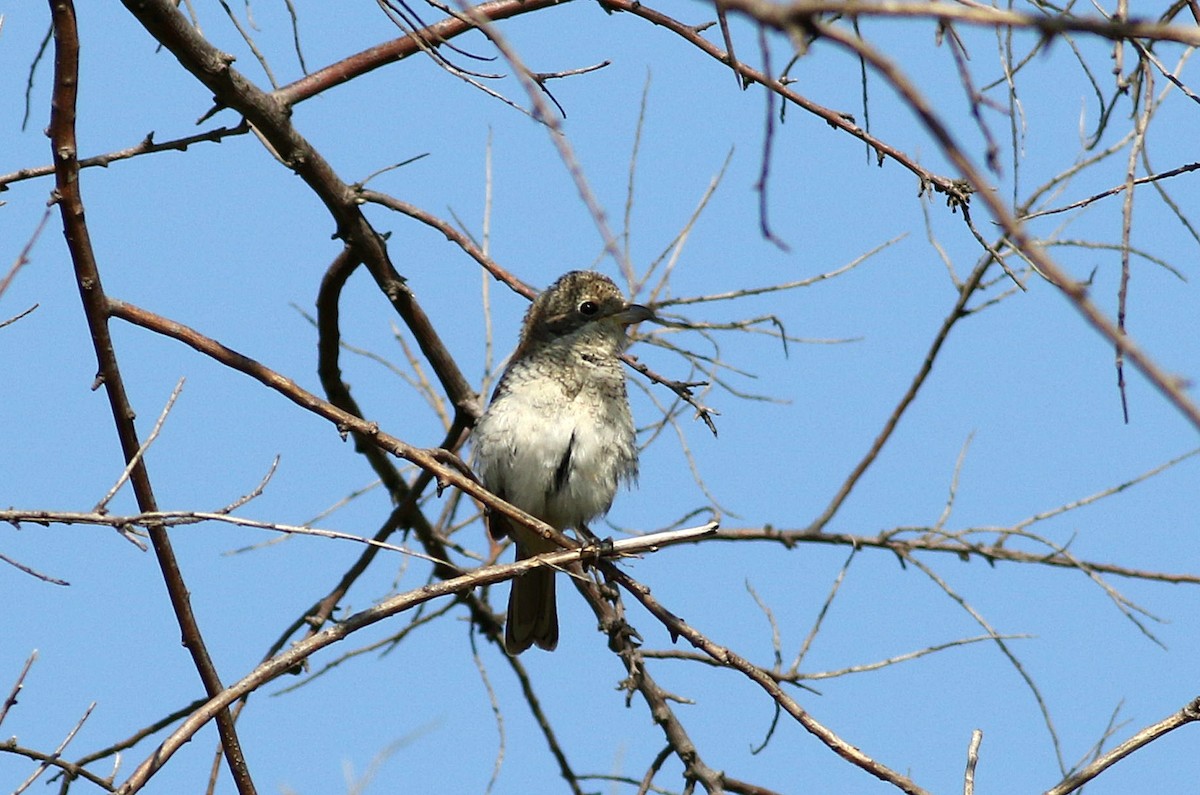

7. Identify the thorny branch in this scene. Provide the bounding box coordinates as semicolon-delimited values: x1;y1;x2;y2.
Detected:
737;8;1200;433
7;2;1199;795
45;2;257;792
109;526;716;793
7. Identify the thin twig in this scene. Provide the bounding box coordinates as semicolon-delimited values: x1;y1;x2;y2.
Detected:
0;651;38;728
963;730;982;795
714;0;1200;47
0;208;52;299
48;4;258;789
1019;161;1200;221
112;525;717;794
0;122;250;190
94;378;185;515
899;551;1066;773
452;1;626;268
1044;697;1200;795
604;562;932;795
12;701;96;795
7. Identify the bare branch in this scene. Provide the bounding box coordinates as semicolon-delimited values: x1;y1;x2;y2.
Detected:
112;525;716;794
0;208;51;300
715;0;1200;47
604;562;933;795
47;3;256;788
0;552;69;585
0;651;38;729
12;701;95;795
0;122;251;190
963;730;983;795
1044;696;1200;795
93;377;185;517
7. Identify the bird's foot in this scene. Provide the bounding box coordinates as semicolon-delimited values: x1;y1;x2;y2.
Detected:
577;524;615;570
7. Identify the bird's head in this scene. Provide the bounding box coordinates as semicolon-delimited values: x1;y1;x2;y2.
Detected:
516;271;654;357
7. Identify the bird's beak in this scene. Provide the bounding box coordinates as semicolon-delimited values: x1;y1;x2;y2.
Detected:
613;303;655;326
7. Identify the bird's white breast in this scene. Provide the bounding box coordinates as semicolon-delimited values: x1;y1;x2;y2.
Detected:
473;351;637;532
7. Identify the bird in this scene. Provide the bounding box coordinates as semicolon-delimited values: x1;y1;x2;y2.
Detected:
472;270;653;654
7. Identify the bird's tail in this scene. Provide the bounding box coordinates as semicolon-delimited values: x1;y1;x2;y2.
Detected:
505;545;558;654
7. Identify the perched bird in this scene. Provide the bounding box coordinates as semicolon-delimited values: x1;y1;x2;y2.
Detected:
473;271;653;654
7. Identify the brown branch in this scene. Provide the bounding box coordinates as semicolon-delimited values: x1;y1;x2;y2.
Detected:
305;245;476;617
70;695;209;770
93;377;184;516
354;190;719;432
601;562;932;795
807;253;992;532
1020;161;1200;221
104;298;575;563
356;190;534;299
1044;696;1200;795
273;0;564;107
0;208;51;300
636;744;673;795
111;528;712;794
708;9;1200;433
714;0;1200;47
11;702;95;795
710;527;1200;585
1;738;115;792
0;551;69;584
828;20;1200;430
963;730;983;795
0;122;250;190
724;776;787;795
118;0;478;426
275;602;459;696
1116;61;1154;424
602;0;968;205
643;633;1025;683
0;651;38;729
900;550;1067;771
0;509;448;564
623;352;720;436
499;651;586;795
453;1;626;266
570;569;728;793
317;249;425;509
0;303;40;330
46;3;256;792
752;24;790;251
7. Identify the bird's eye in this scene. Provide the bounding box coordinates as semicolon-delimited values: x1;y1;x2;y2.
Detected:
579;300;599;316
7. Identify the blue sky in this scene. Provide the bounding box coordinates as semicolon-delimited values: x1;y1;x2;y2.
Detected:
3;2;1199;793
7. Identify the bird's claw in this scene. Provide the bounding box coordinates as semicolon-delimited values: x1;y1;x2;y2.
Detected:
580;534;615;571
